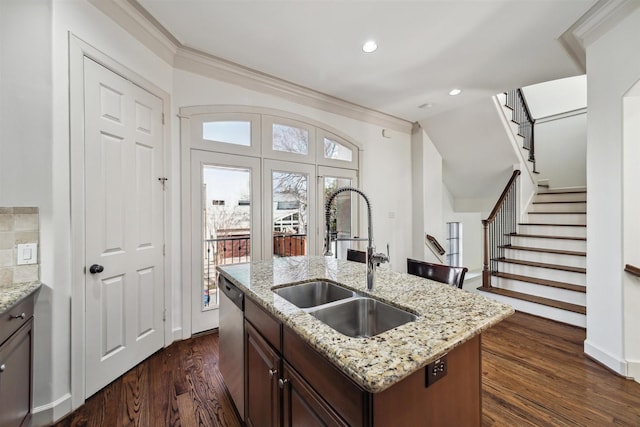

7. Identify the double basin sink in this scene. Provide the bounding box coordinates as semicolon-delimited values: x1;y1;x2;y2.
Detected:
273;281;417;338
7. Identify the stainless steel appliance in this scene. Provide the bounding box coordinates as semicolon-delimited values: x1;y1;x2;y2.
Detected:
218;275;245;420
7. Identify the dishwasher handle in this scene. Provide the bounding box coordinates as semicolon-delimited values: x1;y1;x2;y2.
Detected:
220;275;244;311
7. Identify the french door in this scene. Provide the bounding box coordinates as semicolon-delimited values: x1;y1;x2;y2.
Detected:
318;166;359;257
190;150;261;333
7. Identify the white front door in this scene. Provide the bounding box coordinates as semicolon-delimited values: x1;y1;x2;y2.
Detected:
83;57;165;397
190;150;261;333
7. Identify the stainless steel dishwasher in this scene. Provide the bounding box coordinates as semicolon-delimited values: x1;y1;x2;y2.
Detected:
218;275;245;421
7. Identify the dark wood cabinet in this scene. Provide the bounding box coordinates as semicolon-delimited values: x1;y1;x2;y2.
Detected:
281;361;348;427
245;321;281;427
0;293;35;427
241;293;481;427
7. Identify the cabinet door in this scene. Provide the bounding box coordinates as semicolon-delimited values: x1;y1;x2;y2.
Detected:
282;362;348;427
0;319;33;427
245;321;281;427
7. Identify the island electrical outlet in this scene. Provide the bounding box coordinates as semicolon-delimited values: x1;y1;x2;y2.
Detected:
426;354;448;387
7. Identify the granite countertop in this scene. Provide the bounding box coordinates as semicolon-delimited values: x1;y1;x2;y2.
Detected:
218;256;514;393
0;281;41;315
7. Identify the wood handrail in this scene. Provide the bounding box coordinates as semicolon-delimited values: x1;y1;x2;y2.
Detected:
485;170;521;223
624;264;640;277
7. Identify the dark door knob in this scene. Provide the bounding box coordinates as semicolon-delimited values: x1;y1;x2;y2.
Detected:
89;264;104;274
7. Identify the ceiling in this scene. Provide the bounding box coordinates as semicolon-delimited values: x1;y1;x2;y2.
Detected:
136;0;596;123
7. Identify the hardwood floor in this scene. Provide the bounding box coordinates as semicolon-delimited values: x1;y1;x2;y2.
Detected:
54;312;640;426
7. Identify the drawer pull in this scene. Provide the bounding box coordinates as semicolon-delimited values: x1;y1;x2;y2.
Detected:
0;364;5;372
269;368;278;378
10;312;26;320
278;378;289;389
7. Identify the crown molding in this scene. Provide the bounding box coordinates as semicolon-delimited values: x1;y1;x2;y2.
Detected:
89;0;413;134
559;0;640;71
174;47;412;133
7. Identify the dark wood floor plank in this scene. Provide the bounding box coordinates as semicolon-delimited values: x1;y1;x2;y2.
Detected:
54;313;640;427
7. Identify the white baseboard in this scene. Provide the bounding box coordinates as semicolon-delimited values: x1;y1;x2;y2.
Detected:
626;359;640;383
31;392;72;426
173;326;184;341
584;340;628;376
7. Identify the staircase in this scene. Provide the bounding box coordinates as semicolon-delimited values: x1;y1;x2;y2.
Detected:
479;187;587;327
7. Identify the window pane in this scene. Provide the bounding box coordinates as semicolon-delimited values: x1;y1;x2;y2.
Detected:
324;138;353;162
273;124;308;154
203;121;251;146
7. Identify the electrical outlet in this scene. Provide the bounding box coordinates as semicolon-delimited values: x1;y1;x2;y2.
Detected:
425;354;448;387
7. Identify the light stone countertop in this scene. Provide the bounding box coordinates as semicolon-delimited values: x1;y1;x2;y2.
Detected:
0;281;41;315
218;256;514;393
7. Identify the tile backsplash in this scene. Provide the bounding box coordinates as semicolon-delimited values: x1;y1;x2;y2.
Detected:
0;207;40;287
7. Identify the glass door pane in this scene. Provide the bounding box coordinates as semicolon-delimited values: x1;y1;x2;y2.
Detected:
263;160;316;259
202;165;252;307
318;166;358;259
191;151;260;333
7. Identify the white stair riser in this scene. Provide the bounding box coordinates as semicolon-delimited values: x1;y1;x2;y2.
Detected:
534;192;586;203
519;224;586;238
502;249;586;269
529;202;587;212
478;290;586;327
493;277;586;305
527;213;586;225
496;262;585;285
510;236;586;252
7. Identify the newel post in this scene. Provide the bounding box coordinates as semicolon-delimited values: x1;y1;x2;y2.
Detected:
482;219;491;288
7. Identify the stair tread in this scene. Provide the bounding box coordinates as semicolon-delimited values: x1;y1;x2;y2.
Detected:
494;257;586;273
529;211;586;215
533;200;586;204
492;272;586;292
538;191;587;194
499;245;586;257
508;233;586;241
478;287;586;315
519;223;586;227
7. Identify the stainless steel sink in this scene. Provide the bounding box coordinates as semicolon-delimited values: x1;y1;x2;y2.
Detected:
274;281;355;308
308;297;417;338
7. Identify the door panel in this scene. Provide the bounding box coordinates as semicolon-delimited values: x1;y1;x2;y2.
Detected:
84;57;165;397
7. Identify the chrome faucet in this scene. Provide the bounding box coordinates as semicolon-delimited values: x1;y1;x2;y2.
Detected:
324;186;389;290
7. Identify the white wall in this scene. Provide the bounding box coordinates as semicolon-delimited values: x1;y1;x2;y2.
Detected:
522;75;587;119
410;126;444;263
443;187;482;273
535;113;587;189
585;6;640;378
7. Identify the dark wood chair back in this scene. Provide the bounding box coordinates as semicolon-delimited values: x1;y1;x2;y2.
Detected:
346;249;366;264
406;258;468;289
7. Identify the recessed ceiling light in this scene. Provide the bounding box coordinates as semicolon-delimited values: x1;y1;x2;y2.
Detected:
362;40;378;53
449;88;462;96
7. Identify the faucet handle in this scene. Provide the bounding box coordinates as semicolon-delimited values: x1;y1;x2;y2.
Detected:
371;252;389;265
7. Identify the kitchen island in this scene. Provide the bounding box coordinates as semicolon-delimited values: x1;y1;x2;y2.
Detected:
218;256;513;426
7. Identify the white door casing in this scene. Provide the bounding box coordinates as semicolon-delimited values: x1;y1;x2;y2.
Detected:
83;57;165;397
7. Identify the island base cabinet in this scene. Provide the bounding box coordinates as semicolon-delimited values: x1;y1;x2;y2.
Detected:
372;335;481;427
245;321;281;427
282;361;349;427
0;318;33;427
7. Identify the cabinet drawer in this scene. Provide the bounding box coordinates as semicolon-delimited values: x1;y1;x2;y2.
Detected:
283;326;367;426
245;297;281;352
0;295;35;346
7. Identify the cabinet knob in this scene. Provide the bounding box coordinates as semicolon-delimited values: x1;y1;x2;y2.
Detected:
10;312;26;320
278;378;289;389
0;364;5;372
268;368;278;378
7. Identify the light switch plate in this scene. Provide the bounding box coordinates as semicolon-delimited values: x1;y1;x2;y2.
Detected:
17;243;37;265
